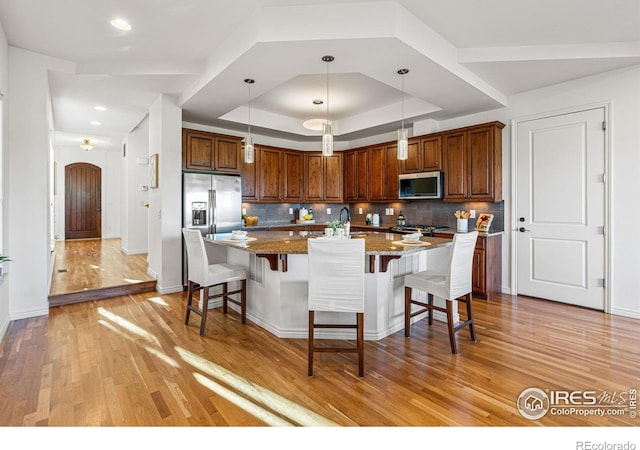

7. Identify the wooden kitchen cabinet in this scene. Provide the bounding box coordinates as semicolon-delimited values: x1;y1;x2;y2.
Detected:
304;152;343;202
343;148;368;201
368;144;399;201
182;129;242;173
399;139;421;174
258;145;283;201
282;151;304;202
400;135;441;174
250;146;305;202
239;143;259;201
442;121;504;202
433;232;502;300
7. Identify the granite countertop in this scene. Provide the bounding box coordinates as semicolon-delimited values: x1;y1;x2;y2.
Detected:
205;230;452;256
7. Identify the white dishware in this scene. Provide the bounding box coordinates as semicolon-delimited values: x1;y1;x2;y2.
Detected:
335;228;345;238
402;232;422;244
324;228;334;237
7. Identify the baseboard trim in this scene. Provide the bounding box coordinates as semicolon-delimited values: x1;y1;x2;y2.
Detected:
48;280;157;307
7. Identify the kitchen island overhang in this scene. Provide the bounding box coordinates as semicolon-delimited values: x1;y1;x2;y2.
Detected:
203;231;455;340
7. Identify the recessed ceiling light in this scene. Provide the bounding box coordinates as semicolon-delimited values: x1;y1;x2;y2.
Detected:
303;118;325;131
110;18;131;31
94;105;106;112
90;121;101;126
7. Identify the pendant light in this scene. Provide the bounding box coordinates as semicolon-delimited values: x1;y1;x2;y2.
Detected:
244;78;255;163
397;68;409;160
322;55;334;156
80;139;94;151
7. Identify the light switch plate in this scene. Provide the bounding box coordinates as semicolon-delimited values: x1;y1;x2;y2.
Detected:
243;208;247;215
389;208;394;215
327;207;331;214
470;210;476;218
288;208;293;215
359;208;363;214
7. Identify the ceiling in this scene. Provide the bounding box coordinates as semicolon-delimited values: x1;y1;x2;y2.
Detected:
0;0;638;151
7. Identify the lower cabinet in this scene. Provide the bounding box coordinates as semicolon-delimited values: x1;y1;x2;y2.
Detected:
433;232;502;300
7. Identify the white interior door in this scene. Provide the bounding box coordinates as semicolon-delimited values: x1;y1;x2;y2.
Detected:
516;107;606;310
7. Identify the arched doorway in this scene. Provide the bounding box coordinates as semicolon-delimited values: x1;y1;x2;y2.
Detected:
65;162;101;239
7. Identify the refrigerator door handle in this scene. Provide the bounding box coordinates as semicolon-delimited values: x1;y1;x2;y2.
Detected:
209;189;216;235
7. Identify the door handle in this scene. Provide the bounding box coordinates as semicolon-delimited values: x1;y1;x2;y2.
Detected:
519;227;530;232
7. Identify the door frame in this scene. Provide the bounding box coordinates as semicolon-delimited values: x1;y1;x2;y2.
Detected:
510;101;612;313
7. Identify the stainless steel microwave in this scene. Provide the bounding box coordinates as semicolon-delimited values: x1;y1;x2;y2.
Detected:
398;171;443;199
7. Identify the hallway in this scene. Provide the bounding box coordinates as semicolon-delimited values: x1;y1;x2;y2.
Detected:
48;238;156;306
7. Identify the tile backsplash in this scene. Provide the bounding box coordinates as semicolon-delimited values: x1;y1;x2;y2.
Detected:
243;199;504;231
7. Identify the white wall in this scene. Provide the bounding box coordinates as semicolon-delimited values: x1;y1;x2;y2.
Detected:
7;47;74;320
54;146;122;240
0;19;9;341
419;64;640;319
147;95;182;293
121;117;149;254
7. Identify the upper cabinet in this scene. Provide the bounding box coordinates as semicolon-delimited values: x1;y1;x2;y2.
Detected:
248;146;305;203
400;136;442;174
305;152;343;202
182;129;242;173
343;148;368;202
258;145;284;202
283;151;305;202
368;144;399;202
442;121;504;202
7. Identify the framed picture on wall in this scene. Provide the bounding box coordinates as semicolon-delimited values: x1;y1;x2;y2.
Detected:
150;153;158;188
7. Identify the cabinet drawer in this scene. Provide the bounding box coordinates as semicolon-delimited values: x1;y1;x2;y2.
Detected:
475;236;486;250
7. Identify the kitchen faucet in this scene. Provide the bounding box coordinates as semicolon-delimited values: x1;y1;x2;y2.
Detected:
339;206;351;223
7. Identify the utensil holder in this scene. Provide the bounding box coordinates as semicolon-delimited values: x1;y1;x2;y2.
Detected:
457;218;468;233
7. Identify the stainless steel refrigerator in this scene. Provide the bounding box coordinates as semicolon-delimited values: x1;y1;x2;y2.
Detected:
182;171;242;285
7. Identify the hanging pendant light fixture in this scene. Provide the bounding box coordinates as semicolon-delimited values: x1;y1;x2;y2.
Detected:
80;139;94;151
397;68;409;160
244;78;255;164
322;55;334;156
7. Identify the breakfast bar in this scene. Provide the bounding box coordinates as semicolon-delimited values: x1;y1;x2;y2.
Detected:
203;230;454;340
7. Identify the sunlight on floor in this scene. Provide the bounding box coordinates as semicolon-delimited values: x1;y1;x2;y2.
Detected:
177;347;338;427
147;296;169;306
124;278;144;284
98;307;161;347
95;304;337;427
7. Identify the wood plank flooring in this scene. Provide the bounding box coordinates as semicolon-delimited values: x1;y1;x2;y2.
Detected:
48;238;156;305
1;290;638;427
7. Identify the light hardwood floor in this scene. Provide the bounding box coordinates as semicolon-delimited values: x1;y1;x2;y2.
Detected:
1;289;638;427
49;238;156;305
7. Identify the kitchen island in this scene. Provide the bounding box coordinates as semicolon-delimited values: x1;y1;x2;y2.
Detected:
203;230;453;340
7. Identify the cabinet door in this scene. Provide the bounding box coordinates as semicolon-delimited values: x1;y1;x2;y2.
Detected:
343;150;359;201
384;145;400;200
442;131;468;201
399;140;421;174
468;126;495;200
184;130;215;171
344;149;368;201
421;135;442;171
323;153;343;202
240;146;259;201
472;249;486;295
214;136;241;173
367;146;386;201
259;147;283;201
304;153;324;201
283;151;304;202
